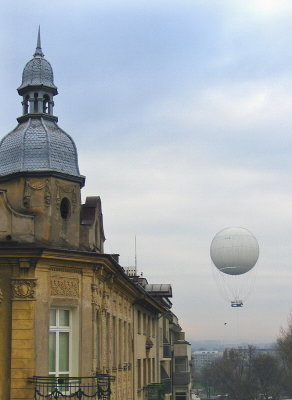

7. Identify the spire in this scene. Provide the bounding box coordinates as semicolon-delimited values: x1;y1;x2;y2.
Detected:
33;26;44;58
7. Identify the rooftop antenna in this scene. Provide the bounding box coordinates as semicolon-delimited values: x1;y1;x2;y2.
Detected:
134;235;137;275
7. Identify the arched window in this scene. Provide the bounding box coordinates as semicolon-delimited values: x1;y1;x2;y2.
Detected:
23;95;29;114
60;198;71;220
34;93;38;112
43;95;50;113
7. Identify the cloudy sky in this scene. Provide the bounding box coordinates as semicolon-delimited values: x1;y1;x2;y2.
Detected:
1;0;292;345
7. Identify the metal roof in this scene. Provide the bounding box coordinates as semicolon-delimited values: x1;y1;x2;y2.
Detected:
18;28;57;91
0;118;83;181
0;29;84;185
144;284;172;297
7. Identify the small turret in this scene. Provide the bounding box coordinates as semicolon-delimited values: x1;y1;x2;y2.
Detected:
17;27;58;121
0;29;85;249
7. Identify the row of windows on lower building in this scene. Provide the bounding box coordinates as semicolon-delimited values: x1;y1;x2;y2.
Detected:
49;307;132;377
137;310;156;337
137;358;156;389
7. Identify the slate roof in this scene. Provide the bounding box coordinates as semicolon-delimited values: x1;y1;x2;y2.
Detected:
0;118;83;182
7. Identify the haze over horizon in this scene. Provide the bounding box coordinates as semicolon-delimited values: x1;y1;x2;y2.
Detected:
1;0;292;345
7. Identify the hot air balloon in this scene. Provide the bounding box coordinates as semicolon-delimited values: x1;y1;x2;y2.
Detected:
210;227;259;307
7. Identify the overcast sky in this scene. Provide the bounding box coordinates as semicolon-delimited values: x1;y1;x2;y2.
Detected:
1;0;292;345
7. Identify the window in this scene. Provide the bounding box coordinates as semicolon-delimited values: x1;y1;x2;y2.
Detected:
176;390;187;400
152;317;155;337
43;94;50;113
106;313;110;369
137;310;141;334
175;357;187;373
143;313;146;335
49;309;71;377
34;93;38;112
112;316;116;367
96;312;101;370
118;319;122;367
147;315;151;336
137;359;141;389
143;358;147;386
124;321;127;365
60;198;70;219
147;358;151;383
23;95;29;114
128;323;131;363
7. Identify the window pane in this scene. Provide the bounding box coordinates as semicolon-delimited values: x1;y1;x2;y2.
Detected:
176;393;187;400
175;358;187;372
59;332;69;372
49;332;56;373
59;310;70;326
50;309;56;326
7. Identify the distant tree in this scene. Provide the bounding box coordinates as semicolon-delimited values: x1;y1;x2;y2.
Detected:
201;346;257;400
252;353;283;400
277;315;292;396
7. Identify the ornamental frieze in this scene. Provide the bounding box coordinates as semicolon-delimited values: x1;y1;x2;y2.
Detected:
11;279;36;299
51;277;79;297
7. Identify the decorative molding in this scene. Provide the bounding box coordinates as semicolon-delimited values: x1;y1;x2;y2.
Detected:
11;279;36;299
19;258;35;271
101;291;109;309
23;178;51;208
44;179;51;205
56;181;77;212
51;277;79;297
0;289;3;303
50;267;82;274
91;283;102;305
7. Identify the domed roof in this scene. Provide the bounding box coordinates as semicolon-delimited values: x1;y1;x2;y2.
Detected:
0;28;85;186
0;118;84;185
18;57;57;91
17;27;57;92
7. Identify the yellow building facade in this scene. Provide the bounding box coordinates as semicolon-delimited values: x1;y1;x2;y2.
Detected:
0;31;191;400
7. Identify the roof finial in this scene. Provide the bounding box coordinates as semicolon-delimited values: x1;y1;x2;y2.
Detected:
34;26;44;58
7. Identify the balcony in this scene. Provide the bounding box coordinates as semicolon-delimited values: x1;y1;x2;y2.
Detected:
161;377;172;394
163;342;172;358
143;383;166;400
29;374;115;399
160;364;172;394
173;371;191;386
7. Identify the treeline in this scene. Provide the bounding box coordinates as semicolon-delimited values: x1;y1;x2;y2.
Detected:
198;317;292;400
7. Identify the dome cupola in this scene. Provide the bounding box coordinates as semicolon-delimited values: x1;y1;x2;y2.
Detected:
0;28;85;187
18;29;57;93
17;27;58;121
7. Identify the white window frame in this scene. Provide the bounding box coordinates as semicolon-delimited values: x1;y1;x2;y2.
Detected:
49;308;72;377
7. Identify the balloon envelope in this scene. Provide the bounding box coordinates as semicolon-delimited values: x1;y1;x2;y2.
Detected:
210;227;259;275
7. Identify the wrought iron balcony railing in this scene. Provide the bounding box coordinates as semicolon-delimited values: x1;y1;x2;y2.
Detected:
143;383;166;400
161;377;172;394
29;374;115;400
173;371;191;385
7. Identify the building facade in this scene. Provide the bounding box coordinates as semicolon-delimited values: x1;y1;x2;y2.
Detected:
0;31;191;400
192;351;222;372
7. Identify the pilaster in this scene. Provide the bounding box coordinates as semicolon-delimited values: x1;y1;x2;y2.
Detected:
10;278;36;400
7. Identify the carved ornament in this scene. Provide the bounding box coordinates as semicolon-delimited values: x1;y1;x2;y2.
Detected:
23;179;51;208
51;277;79;297
91;283;102;305
11;279;36;299
0;288;3;303
56;181;77;212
